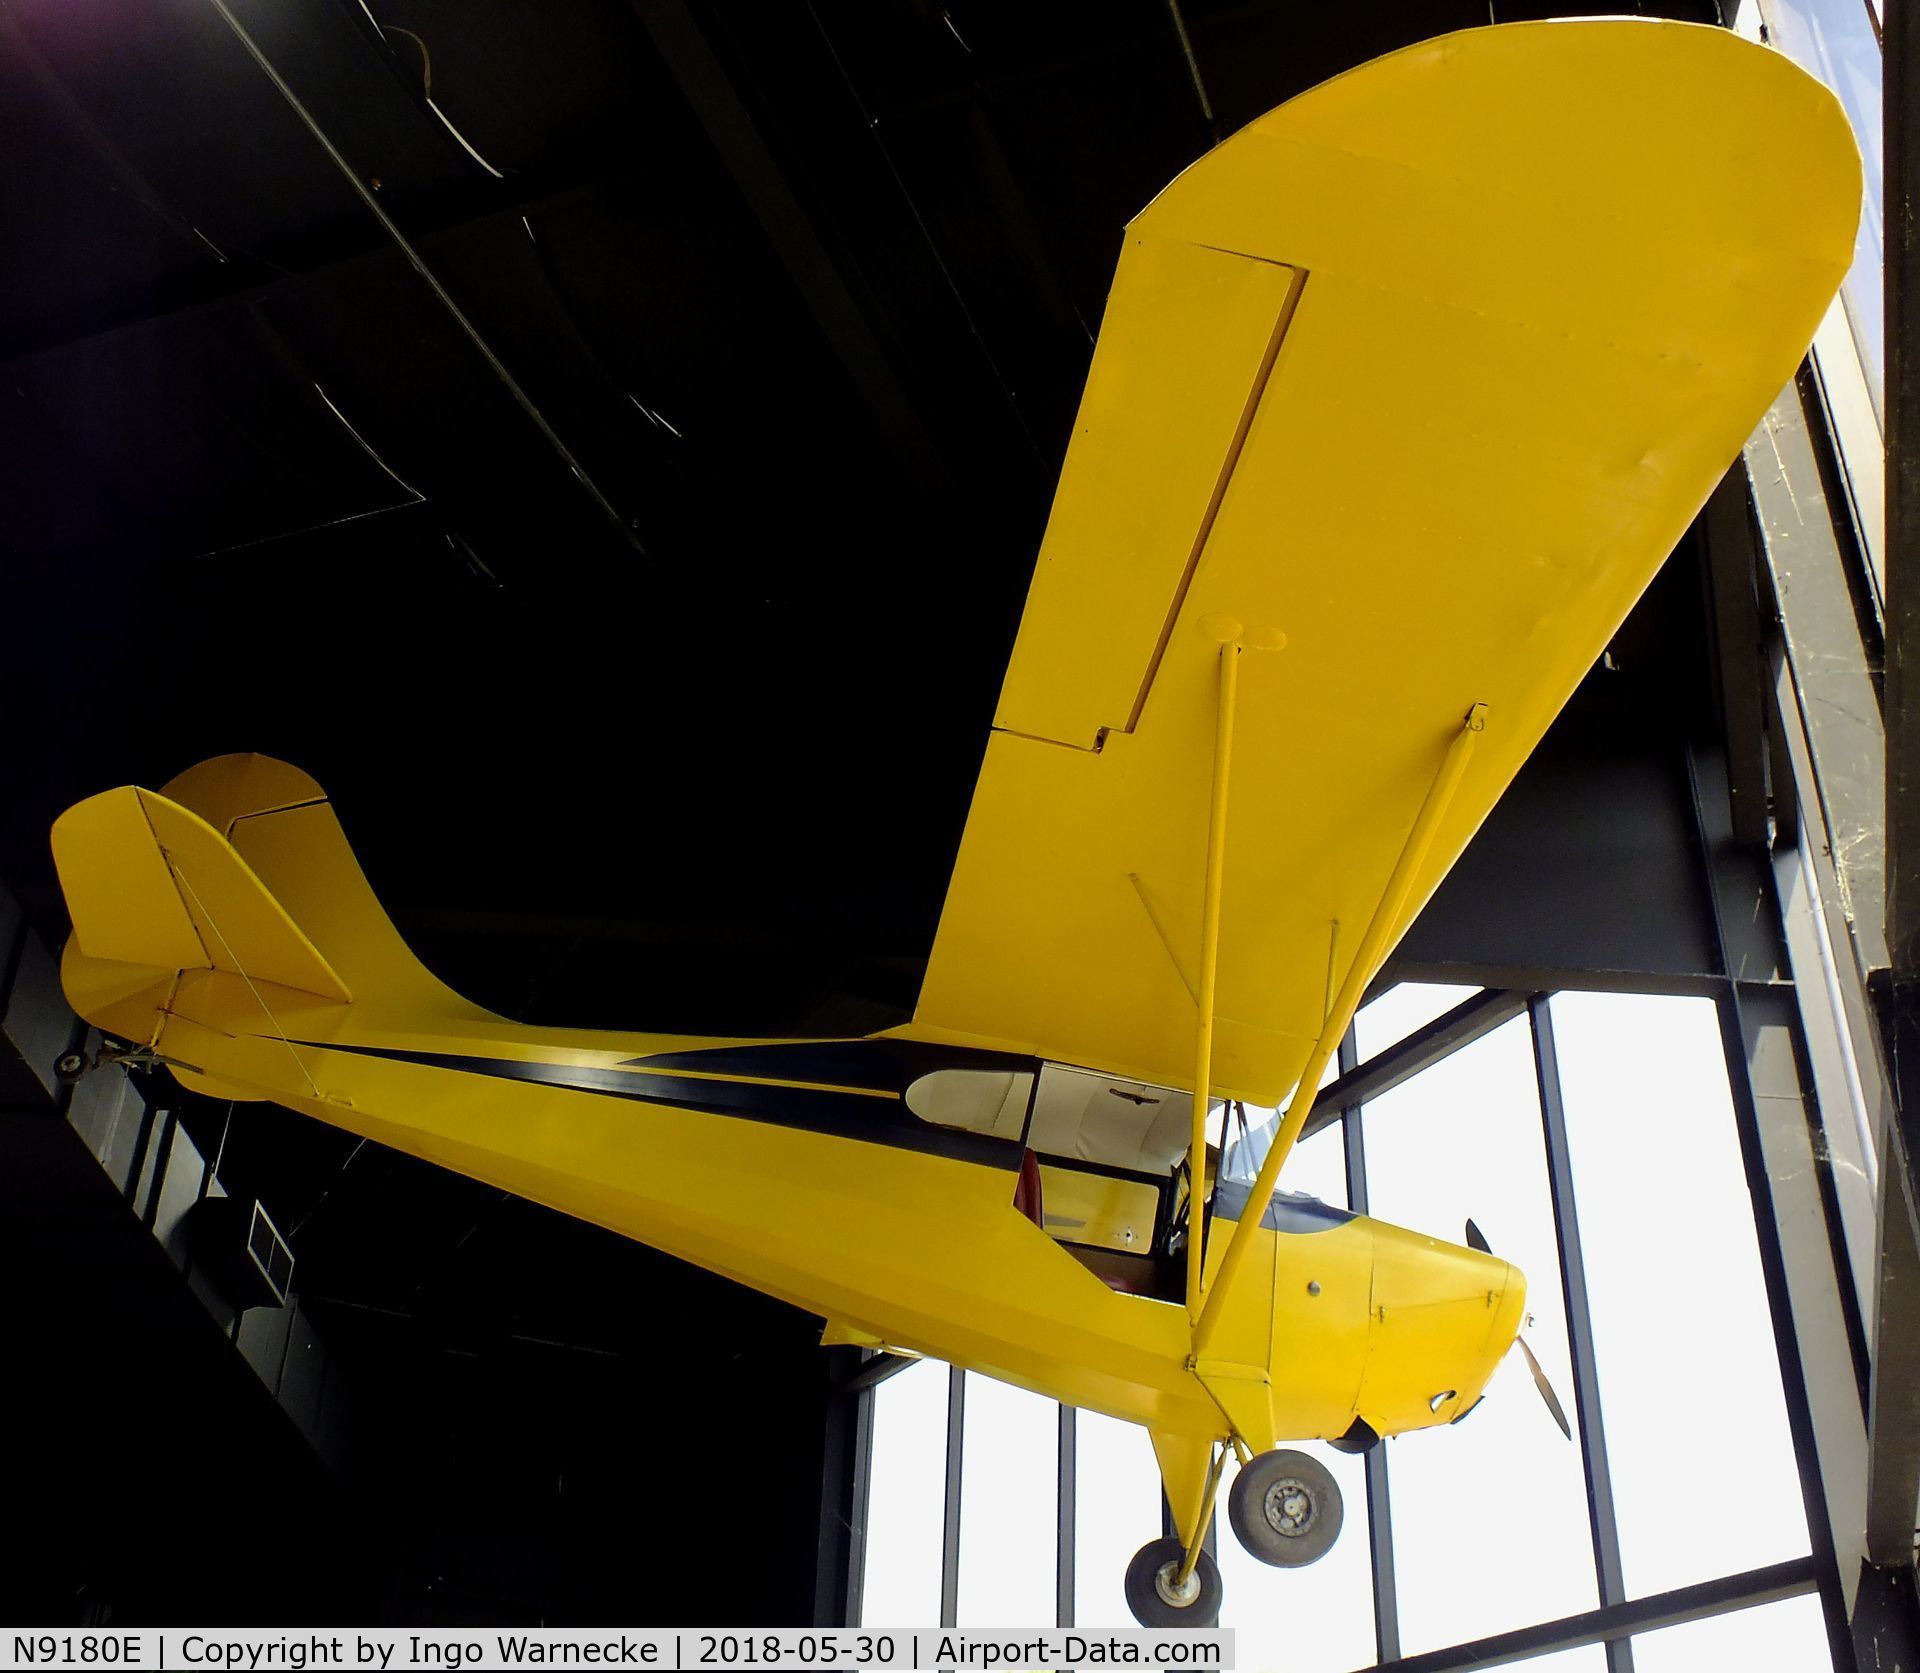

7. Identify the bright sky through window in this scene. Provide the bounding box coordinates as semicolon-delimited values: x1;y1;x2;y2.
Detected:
857;986;1826;1669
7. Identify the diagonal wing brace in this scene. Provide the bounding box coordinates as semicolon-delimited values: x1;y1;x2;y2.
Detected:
1192;702;1488;1359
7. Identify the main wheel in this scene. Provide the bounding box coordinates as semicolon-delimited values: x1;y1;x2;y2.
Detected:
53;1049;88;1085
1228;1448;1343;1567
1123;1536;1223;1627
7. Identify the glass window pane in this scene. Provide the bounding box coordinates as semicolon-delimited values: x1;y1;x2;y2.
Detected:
956;1374;1057;1626
1072;1409;1160;1628
1552;991;1810;1596
1282;1121;1350;1208
1510;1650;1608;1670
1360;1016;1599;1650
1355;982;1479;1058
1759;0;1884;419
1632;1592;1832;1673
860;1358;947;1625
1216;1443;1375;1673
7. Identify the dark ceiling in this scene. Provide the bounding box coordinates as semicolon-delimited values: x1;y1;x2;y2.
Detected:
0;0;1722;1036
2;0;1732;1626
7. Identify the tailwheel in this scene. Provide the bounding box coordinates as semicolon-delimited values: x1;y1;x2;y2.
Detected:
53;1049;89;1085
1228;1448;1343;1567
1123;1536;1223;1628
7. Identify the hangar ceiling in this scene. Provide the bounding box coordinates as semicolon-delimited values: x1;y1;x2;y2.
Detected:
0;0;1726;1033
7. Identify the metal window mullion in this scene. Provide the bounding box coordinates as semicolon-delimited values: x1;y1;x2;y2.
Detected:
847;1384;874;1625
1689;743;1870;1650
1056;1403;1076;1628
1768;647;1896;1352
1339;1028;1402;1665
940;1364;965;1627
815;1352;876;1626
1368;1555;1818;1673
1530;994;1635;1673
1772;844;1879;1402
1714;985;1867;1668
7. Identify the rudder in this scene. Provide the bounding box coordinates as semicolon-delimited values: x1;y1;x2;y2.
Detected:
53;785;351;1003
55;754;495;1058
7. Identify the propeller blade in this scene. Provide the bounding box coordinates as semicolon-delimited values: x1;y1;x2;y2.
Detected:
1464;1218;1492;1254
1515;1333;1573;1441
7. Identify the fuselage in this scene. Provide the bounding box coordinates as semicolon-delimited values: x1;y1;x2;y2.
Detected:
55;762;1525;1458
76;952;1525;1450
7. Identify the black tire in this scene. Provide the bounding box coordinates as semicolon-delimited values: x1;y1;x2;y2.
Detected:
53;1050;88;1086
1228;1448;1343;1567
1123;1535;1223;1628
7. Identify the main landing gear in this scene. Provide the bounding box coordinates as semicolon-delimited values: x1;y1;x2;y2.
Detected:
1228;1449;1343;1567
1124;1447;1345;1627
1124;1537;1224;1628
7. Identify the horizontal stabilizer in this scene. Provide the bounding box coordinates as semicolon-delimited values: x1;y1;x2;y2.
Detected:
53;786;352;1003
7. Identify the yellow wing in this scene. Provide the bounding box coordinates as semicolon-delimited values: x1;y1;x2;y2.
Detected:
901;19;1859;1104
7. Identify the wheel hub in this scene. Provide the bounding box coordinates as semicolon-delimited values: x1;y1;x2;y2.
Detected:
1264;1478;1317;1537
1153;1559;1202;1608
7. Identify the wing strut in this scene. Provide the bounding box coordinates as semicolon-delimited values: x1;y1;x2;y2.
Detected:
1186;631;1243;1317
1192;702;1487;1359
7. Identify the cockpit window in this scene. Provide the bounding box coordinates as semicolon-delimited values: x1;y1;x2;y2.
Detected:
1027;1064;1220;1175
1216;1106;1351;1230
904;1069;1034;1140
1221;1104;1275;1185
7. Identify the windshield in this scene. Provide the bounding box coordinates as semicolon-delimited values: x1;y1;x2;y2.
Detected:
1220;1103;1277;1185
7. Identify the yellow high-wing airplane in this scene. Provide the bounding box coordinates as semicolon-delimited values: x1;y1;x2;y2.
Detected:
48;19;1854;1629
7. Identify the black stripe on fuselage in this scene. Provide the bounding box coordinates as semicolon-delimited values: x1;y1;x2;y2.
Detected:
624;1038;1035;1095
283;1039;1025;1169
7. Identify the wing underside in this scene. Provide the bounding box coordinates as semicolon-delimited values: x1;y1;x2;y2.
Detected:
901;20;1858;1104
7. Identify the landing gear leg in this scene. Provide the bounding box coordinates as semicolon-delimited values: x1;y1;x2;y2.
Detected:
1125;1440;1229;1628
55;1039;179;1084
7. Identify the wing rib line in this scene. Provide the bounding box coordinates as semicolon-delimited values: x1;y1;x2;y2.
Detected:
1119;263;1308;736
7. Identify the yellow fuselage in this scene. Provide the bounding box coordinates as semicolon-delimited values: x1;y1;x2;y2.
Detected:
131;985;1524;1451
54;761;1524;1464
56;760;1524;1543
